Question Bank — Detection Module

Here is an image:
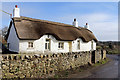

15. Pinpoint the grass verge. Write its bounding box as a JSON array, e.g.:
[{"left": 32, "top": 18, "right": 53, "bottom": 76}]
[
  {"left": 107, "top": 50, "right": 119, "bottom": 54},
  {"left": 93, "top": 58, "right": 110, "bottom": 67}
]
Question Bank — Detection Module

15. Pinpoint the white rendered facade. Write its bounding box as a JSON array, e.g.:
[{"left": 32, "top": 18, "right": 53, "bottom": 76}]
[{"left": 7, "top": 23, "right": 96, "bottom": 53}]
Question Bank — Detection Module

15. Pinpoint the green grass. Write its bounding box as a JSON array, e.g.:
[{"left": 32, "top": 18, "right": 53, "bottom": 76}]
[
  {"left": 107, "top": 49, "right": 119, "bottom": 54},
  {"left": 94, "top": 58, "right": 109, "bottom": 67},
  {"left": 96, "top": 46, "right": 102, "bottom": 49},
  {"left": 54, "top": 75, "right": 59, "bottom": 78}
]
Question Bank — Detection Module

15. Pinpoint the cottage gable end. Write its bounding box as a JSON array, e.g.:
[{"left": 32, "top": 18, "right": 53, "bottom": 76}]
[{"left": 7, "top": 21, "right": 19, "bottom": 52}]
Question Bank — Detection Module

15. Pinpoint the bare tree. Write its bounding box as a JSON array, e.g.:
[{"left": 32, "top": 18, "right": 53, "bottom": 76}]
[{"left": 2, "top": 26, "right": 8, "bottom": 38}]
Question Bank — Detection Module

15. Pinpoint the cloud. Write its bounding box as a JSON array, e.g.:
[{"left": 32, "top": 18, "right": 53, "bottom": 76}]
[
  {"left": 53, "top": 13, "right": 118, "bottom": 41},
  {"left": 84, "top": 13, "right": 118, "bottom": 41},
  {"left": 1, "top": 2, "right": 118, "bottom": 41}
]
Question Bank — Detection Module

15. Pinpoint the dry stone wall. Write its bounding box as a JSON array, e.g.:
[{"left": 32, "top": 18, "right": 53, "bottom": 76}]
[
  {"left": 1, "top": 50, "right": 106, "bottom": 78},
  {"left": 95, "top": 50, "right": 106, "bottom": 63},
  {"left": 95, "top": 50, "right": 102, "bottom": 63},
  {"left": 102, "top": 50, "right": 106, "bottom": 59}
]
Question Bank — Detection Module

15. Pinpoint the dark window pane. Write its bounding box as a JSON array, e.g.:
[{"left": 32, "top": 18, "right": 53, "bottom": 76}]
[
  {"left": 46, "top": 39, "right": 49, "bottom": 42},
  {"left": 45, "top": 43, "right": 47, "bottom": 49}
]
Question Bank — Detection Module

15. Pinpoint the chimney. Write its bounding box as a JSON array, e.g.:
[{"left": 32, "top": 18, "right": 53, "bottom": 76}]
[
  {"left": 73, "top": 18, "right": 78, "bottom": 27},
  {"left": 13, "top": 5, "right": 20, "bottom": 17},
  {"left": 84, "top": 23, "right": 89, "bottom": 29}
]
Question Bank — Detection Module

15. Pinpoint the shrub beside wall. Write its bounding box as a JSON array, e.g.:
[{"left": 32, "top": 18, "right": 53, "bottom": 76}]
[{"left": 1, "top": 50, "right": 106, "bottom": 78}]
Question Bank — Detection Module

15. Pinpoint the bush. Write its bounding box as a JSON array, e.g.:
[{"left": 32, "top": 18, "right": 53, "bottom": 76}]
[
  {"left": 96, "top": 46, "right": 102, "bottom": 49},
  {"left": 107, "top": 50, "right": 119, "bottom": 54}
]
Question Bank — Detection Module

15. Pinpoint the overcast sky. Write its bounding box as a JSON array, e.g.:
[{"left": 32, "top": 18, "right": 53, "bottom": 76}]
[{"left": 1, "top": 2, "right": 118, "bottom": 41}]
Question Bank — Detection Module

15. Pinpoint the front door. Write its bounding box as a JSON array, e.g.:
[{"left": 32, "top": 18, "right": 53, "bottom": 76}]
[
  {"left": 91, "top": 50, "right": 95, "bottom": 63},
  {"left": 68, "top": 42, "right": 72, "bottom": 52},
  {"left": 101, "top": 50, "right": 103, "bottom": 59}
]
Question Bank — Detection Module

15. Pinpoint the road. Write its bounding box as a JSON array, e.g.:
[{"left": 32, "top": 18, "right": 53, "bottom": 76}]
[{"left": 69, "top": 54, "right": 119, "bottom": 78}]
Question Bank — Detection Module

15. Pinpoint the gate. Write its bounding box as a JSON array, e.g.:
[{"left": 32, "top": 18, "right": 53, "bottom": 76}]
[{"left": 91, "top": 50, "right": 95, "bottom": 63}]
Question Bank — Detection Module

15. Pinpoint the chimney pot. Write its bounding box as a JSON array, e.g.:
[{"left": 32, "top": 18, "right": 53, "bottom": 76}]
[
  {"left": 74, "top": 18, "right": 76, "bottom": 21},
  {"left": 84, "top": 23, "right": 89, "bottom": 29},
  {"left": 73, "top": 18, "right": 78, "bottom": 27},
  {"left": 15, "top": 5, "right": 18, "bottom": 8},
  {"left": 13, "top": 5, "right": 20, "bottom": 18}
]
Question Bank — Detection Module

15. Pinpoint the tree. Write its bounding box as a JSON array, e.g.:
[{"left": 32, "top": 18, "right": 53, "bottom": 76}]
[
  {"left": 2, "top": 26, "right": 8, "bottom": 38},
  {"left": 109, "top": 43, "right": 113, "bottom": 49}
]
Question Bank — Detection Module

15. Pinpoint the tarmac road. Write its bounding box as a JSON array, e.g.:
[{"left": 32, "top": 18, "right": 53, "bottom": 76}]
[{"left": 69, "top": 54, "right": 119, "bottom": 78}]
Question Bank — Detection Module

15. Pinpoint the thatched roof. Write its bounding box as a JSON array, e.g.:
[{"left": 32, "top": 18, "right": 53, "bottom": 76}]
[{"left": 6, "top": 16, "right": 97, "bottom": 42}]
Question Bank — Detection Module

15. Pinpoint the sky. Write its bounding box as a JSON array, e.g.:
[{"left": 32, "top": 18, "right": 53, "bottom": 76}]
[{"left": 1, "top": 2, "right": 118, "bottom": 41}]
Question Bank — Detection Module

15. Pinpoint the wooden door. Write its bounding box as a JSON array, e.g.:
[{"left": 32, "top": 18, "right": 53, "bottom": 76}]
[
  {"left": 91, "top": 50, "right": 95, "bottom": 63},
  {"left": 68, "top": 42, "right": 72, "bottom": 52}
]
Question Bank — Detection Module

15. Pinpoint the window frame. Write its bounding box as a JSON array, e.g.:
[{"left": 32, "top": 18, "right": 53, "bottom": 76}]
[
  {"left": 45, "top": 39, "right": 50, "bottom": 50},
  {"left": 77, "top": 40, "right": 80, "bottom": 50},
  {"left": 58, "top": 42, "right": 64, "bottom": 49},
  {"left": 28, "top": 42, "right": 34, "bottom": 48}
]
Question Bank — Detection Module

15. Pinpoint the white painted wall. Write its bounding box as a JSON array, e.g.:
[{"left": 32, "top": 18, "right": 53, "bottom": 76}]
[
  {"left": 72, "top": 38, "right": 88, "bottom": 52},
  {"left": 19, "top": 35, "right": 96, "bottom": 54},
  {"left": 19, "top": 35, "right": 69, "bottom": 54},
  {"left": 7, "top": 22, "right": 19, "bottom": 52},
  {"left": 13, "top": 7, "right": 20, "bottom": 17},
  {"left": 92, "top": 40, "right": 96, "bottom": 50},
  {"left": 72, "top": 38, "right": 96, "bottom": 52},
  {"left": 19, "top": 40, "right": 35, "bottom": 53}
]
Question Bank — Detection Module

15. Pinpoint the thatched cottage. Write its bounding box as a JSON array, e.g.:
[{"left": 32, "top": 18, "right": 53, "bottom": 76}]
[{"left": 6, "top": 5, "right": 97, "bottom": 53}]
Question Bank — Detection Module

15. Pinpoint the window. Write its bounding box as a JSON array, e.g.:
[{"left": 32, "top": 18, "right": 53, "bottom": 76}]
[
  {"left": 58, "top": 42, "right": 64, "bottom": 49},
  {"left": 77, "top": 40, "right": 80, "bottom": 49},
  {"left": 47, "top": 35, "right": 49, "bottom": 38},
  {"left": 45, "top": 39, "right": 50, "bottom": 50},
  {"left": 28, "top": 42, "right": 33, "bottom": 48}
]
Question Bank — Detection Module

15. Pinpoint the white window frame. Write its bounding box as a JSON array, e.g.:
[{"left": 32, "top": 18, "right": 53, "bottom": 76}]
[
  {"left": 28, "top": 42, "right": 33, "bottom": 48},
  {"left": 45, "top": 39, "right": 50, "bottom": 50},
  {"left": 58, "top": 42, "right": 64, "bottom": 49},
  {"left": 77, "top": 40, "right": 80, "bottom": 49}
]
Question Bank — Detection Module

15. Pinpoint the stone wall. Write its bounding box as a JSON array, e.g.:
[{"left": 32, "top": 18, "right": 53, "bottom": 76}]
[
  {"left": 102, "top": 50, "right": 106, "bottom": 59},
  {"left": 1, "top": 50, "right": 106, "bottom": 78},
  {"left": 95, "top": 50, "right": 106, "bottom": 63},
  {"left": 95, "top": 50, "right": 102, "bottom": 63}
]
